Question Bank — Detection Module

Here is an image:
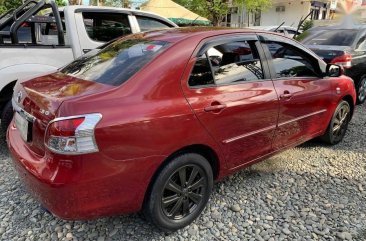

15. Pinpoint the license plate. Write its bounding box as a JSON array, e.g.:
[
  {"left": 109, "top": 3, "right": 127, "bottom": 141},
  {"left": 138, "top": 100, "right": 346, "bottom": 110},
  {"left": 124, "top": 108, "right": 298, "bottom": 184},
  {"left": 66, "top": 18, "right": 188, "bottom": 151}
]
[{"left": 15, "top": 112, "right": 31, "bottom": 142}]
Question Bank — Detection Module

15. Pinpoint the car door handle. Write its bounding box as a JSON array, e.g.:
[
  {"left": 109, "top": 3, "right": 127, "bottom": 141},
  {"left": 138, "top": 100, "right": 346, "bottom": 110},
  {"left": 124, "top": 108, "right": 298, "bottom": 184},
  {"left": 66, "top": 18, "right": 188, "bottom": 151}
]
[
  {"left": 204, "top": 104, "right": 227, "bottom": 112},
  {"left": 280, "top": 91, "right": 293, "bottom": 100}
]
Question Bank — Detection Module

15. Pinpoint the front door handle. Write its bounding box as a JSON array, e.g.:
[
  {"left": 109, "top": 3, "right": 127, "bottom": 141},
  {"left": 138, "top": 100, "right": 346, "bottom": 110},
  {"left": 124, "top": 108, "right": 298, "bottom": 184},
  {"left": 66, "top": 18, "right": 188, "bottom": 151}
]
[{"left": 204, "top": 103, "right": 227, "bottom": 112}]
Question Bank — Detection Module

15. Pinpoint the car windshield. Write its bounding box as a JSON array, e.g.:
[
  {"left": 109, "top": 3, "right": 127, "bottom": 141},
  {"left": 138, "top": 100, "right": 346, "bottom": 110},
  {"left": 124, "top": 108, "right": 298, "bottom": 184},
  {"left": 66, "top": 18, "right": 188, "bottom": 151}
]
[
  {"left": 60, "top": 36, "right": 170, "bottom": 86},
  {"left": 303, "top": 30, "right": 358, "bottom": 46}
]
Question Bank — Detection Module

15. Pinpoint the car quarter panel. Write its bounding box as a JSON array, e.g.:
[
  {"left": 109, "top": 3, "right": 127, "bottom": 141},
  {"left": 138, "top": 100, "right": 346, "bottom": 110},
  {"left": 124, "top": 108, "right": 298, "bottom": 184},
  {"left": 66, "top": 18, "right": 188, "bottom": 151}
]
[
  {"left": 58, "top": 36, "right": 226, "bottom": 174},
  {"left": 8, "top": 36, "right": 225, "bottom": 219}
]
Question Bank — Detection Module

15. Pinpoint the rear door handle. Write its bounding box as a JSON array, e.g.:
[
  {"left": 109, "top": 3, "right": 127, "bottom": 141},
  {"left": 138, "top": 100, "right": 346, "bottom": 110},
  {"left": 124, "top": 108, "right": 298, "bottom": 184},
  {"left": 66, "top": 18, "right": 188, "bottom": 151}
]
[
  {"left": 204, "top": 104, "right": 227, "bottom": 112},
  {"left": 280, "top": 91, "right": 293, "bottom": 100},
  {"left": 280, "top": 93, "right": 293, "bottom": 99}
]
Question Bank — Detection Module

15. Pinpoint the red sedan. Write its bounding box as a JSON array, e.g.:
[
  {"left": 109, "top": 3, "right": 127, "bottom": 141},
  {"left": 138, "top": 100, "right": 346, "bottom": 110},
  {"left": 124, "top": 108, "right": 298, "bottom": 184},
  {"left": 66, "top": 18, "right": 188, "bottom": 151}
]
[{"left": 7, "top": 28, "right": 356, "bottom": 231}]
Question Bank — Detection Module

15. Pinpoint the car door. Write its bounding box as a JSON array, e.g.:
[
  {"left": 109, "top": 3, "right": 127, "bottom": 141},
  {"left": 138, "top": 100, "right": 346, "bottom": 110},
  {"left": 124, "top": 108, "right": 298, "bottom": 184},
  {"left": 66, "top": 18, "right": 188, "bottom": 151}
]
[
  {"left": 259, "top": 33, "right": 333, "bottom": 149},
  {"left": 73, "top": 10, "right": 133, "bottom": 56},
  {"left": 181, "top": 34, "right": 279, "bottom": 169}
]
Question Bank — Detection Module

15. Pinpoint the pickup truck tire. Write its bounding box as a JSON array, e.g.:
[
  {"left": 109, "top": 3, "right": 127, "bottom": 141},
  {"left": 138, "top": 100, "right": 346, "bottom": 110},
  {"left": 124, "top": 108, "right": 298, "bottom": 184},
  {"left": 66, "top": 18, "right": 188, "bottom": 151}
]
[{"left": 1, "top": 101, "right": 13, "bottom": 132}]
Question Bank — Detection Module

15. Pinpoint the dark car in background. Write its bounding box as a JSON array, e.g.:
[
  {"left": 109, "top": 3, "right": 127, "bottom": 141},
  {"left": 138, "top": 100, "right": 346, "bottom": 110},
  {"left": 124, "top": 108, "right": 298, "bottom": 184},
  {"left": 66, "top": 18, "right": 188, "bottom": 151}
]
[{"left": 301, "top": 25, "right": 366, "bottom": 104}]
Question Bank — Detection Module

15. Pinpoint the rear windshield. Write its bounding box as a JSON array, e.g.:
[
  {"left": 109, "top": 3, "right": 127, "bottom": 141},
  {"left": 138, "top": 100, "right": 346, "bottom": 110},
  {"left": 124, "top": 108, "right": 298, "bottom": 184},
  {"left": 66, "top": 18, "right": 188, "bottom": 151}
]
[
  {"left": 303, "top": 30, "right": 358, "bottom": 46},
  {"left": 60, "top": 37, "right": 170, "bottom": 86}
]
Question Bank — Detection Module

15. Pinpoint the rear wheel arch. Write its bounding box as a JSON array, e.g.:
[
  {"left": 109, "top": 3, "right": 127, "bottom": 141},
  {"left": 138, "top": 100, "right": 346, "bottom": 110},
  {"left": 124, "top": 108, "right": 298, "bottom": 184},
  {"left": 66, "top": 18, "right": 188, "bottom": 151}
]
[
  {"left": 142, "top": 144, "right": 220, "bottom": 207},
  {"left": 0, "top": 80, "right": 16, "bottom": 110},
  {"left": 342, "top": 95, "right": 354, "bottom": 117}
]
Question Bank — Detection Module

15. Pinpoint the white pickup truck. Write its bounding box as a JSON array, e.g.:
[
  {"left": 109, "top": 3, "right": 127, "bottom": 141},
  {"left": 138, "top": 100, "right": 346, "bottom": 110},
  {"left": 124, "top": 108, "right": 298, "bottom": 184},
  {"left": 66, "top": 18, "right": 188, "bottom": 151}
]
[{"left": 0, "top": 0, "right": 177, "bottom": 130}]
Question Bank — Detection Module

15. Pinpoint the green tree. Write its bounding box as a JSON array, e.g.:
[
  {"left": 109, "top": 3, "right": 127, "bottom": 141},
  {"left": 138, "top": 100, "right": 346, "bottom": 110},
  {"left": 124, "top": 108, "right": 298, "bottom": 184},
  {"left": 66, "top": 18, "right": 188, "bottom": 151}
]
[
  {"left": 173, "top": 0, "right": 227, "bottom": 26},
  {"left": 56, "top": 0, "right": 67, "bottom": 6},
  {"left": 234, "top": 0, "right": 272, "bottom": 26},
  {"left": 0, "top": 0, "right": 66, "bottom": 15},
  {"left": 4, "top": 0, "right": 22, "bottom": 10},
  {"left": 173, "top": 0, "right": 271, "bottom": 26}
]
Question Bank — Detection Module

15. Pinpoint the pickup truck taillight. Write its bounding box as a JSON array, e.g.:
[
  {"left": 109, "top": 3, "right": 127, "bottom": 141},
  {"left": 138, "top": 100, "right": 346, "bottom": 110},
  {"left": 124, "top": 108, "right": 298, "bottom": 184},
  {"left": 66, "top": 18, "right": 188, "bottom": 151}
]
[
  {"left": 45, "top": 113, "right": 102, "bottom": 155},
  {"left": 330, "top": 54, "right": 352, "bottom": 69}
]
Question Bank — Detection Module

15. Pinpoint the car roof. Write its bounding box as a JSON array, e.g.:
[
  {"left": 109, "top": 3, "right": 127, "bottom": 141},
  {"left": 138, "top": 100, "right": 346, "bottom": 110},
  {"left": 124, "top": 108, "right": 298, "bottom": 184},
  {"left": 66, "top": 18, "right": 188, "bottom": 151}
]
[
  {"left": 249, "top": 25, "right": 297, "bottom": 31},
  {"left": 137, "top": 27, "right": 264, "bottom": 43},
  {"left": 63, "top": 5, "right": 178, "bottom": 27}
]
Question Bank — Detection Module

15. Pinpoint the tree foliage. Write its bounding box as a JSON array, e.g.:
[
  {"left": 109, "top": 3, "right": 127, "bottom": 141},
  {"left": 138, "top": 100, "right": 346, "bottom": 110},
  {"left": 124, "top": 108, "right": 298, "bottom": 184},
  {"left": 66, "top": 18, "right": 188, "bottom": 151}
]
[
  {"left": 173, "top": 0, "right": 227, "bottom": 26},
  {"left": 173, "top": 0, "right": 271, "bottom": 26},
  {"left": 0, "top": 0, "right": 22, "bottom": 14},
  {"left": 56, "top": 0, "right": 67, "bottom": 6},
  {"left": 235, "top": 0, "right": 271, "bottom": 14},
  {"left": 0, "top": 0, "right": 66, "bottom": 15}
]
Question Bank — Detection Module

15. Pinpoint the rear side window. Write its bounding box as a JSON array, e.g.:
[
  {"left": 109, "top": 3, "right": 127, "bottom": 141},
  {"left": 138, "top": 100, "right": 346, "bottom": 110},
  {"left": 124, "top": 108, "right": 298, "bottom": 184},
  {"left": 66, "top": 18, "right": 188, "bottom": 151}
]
[
  {"left": 61, "top": 38, "right": 170, "bottom": 86},
  {"left": 303, "top": 30, "right": 358, "bottom": 46},
  {"left": 136, "top": 16, "right": 172, "bottom": 32},
  {"left": 82, "top": 12, "right": 132, "bottom": 42},
  {"left": 189, "top": 54, "right": 215, "bottom": 86},
  {"left": 189, "top": 40, "right": 264, "bottom": 87}
]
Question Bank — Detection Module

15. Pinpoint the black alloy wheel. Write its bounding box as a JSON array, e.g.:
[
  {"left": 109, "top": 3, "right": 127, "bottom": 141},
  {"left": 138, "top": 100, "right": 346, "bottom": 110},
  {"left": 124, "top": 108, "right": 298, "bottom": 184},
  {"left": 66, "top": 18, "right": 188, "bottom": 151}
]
[
  {"left": 144, "top": 153, "right": 213, "bottom": 232},
  {"left": 161, "top": 164, "right": 207, "bottom": 220}
]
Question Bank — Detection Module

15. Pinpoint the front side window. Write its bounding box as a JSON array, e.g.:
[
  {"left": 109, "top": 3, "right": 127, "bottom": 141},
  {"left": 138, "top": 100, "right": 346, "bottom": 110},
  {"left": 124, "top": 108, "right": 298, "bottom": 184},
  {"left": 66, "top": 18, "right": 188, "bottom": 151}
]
[
  {"left": 82, "top": 12, "right": 132, "bottom": 42},
  {"left": 209, "top": 41, "right": 264, "bottom": 85},
  {"left": 189, "top": 39, "right": 264, "bottom": 87},
  {"left": 262, "top": 41, "right": 319, "bottom": 78},
  {"left": 136, "top": 16, "right": 172, "bottom": 32},
  {"left": 61, "top": 36, "right": 170, "bottom": 86}
]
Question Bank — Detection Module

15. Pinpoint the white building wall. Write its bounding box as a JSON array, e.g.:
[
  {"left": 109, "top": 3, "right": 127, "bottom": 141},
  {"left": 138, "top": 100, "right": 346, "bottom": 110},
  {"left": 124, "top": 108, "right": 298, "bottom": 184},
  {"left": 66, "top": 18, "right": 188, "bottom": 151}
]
[{"left": 260, "top": 1, "right": 312, "bottom": 27}]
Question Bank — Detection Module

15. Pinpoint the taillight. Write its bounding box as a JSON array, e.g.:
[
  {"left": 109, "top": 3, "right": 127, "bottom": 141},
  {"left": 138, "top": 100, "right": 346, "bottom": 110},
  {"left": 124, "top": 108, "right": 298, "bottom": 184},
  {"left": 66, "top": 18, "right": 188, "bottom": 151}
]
[
  {"left": 45, "top": 113, "right": 102, "bottom": 155},
  {"left": 330, "top": 54, "right": 352, "bottom": 69}
]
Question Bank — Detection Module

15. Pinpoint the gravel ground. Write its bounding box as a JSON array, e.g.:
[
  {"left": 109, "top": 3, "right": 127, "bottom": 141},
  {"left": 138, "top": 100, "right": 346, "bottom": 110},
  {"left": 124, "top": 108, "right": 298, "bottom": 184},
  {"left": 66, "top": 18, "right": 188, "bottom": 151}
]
[{"left": 0, "top": 103, "right": 365, "bottom": 241}]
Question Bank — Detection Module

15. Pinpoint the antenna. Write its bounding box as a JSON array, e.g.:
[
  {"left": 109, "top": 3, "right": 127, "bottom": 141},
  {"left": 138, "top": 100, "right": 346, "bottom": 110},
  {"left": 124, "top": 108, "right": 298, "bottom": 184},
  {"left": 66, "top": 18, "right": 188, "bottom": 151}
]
[
  {"left": 190, "top": 16, "right": 200, "bottom": 26},
  {"left": 274, "top": 22, "right": 285, "bottom": 32}
]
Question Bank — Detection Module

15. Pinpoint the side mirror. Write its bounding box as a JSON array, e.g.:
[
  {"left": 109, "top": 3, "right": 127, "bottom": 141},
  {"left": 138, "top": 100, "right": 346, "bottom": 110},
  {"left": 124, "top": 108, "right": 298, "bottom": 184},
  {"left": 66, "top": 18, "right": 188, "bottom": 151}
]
[{"left": 326, "top": 64, "right": 344, "bottom": 77}]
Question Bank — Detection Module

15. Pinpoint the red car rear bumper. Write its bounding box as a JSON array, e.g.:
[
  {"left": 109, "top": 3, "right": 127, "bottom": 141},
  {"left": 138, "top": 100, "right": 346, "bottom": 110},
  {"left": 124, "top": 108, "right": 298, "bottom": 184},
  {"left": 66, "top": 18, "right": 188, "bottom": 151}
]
[{"left": 7, "top": 121, "right": 165, "bottom": 220}]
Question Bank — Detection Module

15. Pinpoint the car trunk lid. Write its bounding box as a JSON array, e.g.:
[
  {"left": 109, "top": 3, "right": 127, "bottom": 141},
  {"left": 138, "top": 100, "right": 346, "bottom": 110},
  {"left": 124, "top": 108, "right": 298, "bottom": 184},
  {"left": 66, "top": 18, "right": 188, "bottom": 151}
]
[
  {"left": 307, "top": 45, "right": 351, "bottom": 64},
  {"left": 13, "top": 72, "right": 114, "bottom": 156}
]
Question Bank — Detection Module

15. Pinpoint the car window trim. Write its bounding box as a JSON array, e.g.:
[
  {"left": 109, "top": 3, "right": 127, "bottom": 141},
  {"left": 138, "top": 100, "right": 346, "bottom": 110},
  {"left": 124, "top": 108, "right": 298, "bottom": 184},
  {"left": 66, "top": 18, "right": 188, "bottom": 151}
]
[
  {"left": 134, "top": 14, "right": 176, "bottom": 29},
  {"left": 271, "top": 76, "right": 320, "bottom": 81},
  {"left": 197, "top": 35, "right": 258, "bottom": 56},
  {"left": 75, "top": 8, "right": 133, "bottom": 14},
  {"left": 190, "top": 78, "right": 276, "bottom": 90}
]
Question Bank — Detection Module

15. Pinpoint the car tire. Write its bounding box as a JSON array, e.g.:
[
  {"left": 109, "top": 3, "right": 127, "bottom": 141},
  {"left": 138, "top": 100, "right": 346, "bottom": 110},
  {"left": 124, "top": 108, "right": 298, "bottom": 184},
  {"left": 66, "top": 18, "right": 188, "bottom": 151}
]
[
  {"left": 1, "top": 100, "right": 13, "bottom": 133},
  {"left": 356, "top": 75, "right": 366, "bottom": 104},
  {"left": 143, "top": 153, "right": 213, "bottom": 232},
  {"left": 320, "top": 100, "right": 351, "bottom": 145}
]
